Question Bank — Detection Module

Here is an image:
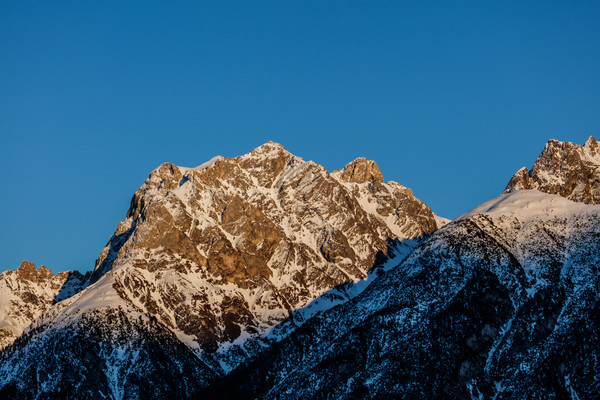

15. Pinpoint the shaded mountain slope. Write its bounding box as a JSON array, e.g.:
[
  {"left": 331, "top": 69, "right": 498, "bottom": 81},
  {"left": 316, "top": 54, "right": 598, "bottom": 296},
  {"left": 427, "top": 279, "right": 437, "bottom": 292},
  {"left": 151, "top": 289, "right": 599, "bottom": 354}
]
[{"left": 207, "top": 190, "right": 600, "bottom": 399}]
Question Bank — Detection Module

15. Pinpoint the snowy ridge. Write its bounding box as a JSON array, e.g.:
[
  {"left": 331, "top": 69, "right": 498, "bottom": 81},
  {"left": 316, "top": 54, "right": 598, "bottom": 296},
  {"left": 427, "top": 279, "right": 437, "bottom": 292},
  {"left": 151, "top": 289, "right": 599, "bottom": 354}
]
[{"left": 459, "top": 189, "right": 600, "bottom": 221}]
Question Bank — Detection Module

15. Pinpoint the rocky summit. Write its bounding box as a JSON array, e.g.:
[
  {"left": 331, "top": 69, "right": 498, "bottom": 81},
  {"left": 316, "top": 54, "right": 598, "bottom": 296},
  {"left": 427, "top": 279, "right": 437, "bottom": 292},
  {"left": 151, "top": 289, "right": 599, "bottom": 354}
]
[
  {"left": 1, "top": 138, "right": 599, "bottom": 399},
  {"left": 505, "top": 136, "right": 600, "bottom": 203},
  {"left": 0, "top": 261, "right": 87, "bottom": 350},
  {"left": 0, "top": 142, "right": 443, "bottom": 399}
]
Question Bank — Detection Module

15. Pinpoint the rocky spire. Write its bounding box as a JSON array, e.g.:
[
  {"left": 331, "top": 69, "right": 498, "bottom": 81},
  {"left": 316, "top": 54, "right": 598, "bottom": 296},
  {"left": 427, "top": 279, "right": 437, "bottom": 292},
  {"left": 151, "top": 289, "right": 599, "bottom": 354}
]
[
  {"left": 504, "top": 136, "right": 600, "bottom": 204},
  {"left": 16, "top": 260, "right": 53, "bottom": 282},
  {"left": 336, "top": 158, "right": 384, "bottom": 184}
]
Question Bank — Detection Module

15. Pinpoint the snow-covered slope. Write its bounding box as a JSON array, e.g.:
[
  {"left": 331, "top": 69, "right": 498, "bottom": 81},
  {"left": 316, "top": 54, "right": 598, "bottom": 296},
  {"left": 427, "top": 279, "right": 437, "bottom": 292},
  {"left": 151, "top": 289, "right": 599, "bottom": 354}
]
[
  {"left": 0, "top": 261, "right": 86, "bottom": 350},
  {"left": 212, "top": 189, "right": 600, "bottom": 399},
  {"left": 0, "top": 142, "right": 444, "bottom": 398},
  {"left": 460, "top": 188, "right": 599, "bottom": 220},
  {"left": 505, "top": 136, "right": 600, "bottom": 204}
]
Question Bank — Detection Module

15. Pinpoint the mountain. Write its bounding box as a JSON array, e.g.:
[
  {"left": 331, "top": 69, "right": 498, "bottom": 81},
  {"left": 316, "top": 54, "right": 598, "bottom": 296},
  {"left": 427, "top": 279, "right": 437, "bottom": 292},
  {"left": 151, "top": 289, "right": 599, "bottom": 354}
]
[
  {"left": 3, "top": 137, "right": 598, "bottom": 400},
  {"left": 0, "top": 261, "right": 87, "bottom": 350},
  {"left": 0, "top": 142, "right": 443, "bottom": 399},
  {"left": 205, "top": 139, "right": 600, "bottom": 399},
  {"left": 505, "top": 136, "right": 600, "bottom": 203}
]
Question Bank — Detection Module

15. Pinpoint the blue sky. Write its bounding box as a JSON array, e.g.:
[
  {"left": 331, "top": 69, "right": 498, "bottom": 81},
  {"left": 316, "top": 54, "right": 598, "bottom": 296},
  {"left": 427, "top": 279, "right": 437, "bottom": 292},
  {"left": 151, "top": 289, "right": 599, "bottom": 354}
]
[{"left": 1, "top": 1, "right": 599, "bottom": 273}]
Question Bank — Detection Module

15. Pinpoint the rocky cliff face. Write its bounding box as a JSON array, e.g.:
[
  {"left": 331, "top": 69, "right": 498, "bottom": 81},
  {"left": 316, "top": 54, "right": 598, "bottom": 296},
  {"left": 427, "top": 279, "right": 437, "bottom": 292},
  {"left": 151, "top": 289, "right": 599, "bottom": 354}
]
[
  {"left": 0, "top": 261, "right": 86, "bottom": 350},
  {"left": 0, "top": 142, "right": 442, "bottom": 398},
  {"left": 505, "top": 136, "right": 600, "bottom": 203},
  {"left": 88, "top": 142, "right": 439, "bottom": 360}
]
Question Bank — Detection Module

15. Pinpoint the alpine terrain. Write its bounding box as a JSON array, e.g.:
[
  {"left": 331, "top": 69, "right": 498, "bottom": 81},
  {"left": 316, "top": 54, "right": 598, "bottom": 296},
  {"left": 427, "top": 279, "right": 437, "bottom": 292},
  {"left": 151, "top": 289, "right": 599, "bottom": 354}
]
[
  {"left": 0, "top": 142, "right": 443, "bottom": 399},
  {"left": 0, "top": 261, "right": 87, "bottom": 350},
  {"left": 1, "top": 138, "right": 599, "bottom": 399}
]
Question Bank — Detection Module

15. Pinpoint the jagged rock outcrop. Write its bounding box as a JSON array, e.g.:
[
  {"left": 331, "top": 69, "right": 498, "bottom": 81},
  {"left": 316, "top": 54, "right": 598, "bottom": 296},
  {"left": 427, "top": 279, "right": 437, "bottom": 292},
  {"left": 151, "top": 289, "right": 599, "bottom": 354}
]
[
  {"left": 0, "top": 261, "right": 87, "bottom": 350},
  {"left": 505, "top": 136, "right": 600, "bottom": 203},
  {"left": 336, "top": 158, "right": 385, "bottom": 184},
  {"left": 87, "top": 142, "right": 440, "bottom": 358},
  {"left": 0, "top": 142, "right": 443, "bottom": 398}
]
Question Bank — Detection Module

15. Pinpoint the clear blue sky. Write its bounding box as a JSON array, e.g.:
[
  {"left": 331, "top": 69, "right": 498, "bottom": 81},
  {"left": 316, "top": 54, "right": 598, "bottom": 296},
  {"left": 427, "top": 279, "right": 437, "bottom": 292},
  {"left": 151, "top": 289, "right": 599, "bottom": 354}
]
[{"left": 1, "top": 1, "right": 599, "bottom": 273}]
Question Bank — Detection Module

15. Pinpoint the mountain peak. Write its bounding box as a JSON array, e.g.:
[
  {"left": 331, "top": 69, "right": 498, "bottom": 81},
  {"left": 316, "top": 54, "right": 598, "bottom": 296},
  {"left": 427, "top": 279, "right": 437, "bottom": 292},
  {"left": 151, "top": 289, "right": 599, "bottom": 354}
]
[
  {"left": 504, "top": 137, "right": 600, "bottom": 203},
  {"left": 585, "top": 135, "right": 598, "bottom": 151},
  {"left": 62, "top": 141, "right": 438, "bottom": 366},
  {"left": 17, "top": 260, "right": 35, "bottom": 272},
  {"left": 16, "top": 260, "right": 53, "bottom": 282},
  {"left": 0, "top": 261, "right": 88, "bottom": 351},
  {"left": 250, "top": 141, "right": 288, "bottom": 156},
  {"left": 336, "top": 157, "right": 384, "bottom": 184}
]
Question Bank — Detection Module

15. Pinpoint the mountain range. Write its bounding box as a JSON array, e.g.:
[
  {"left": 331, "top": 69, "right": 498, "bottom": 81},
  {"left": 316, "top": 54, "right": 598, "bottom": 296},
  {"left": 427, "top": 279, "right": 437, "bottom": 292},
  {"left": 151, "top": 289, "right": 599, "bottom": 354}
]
[{"left": 1, "top": 138, "right": 598, "bottom": 399}]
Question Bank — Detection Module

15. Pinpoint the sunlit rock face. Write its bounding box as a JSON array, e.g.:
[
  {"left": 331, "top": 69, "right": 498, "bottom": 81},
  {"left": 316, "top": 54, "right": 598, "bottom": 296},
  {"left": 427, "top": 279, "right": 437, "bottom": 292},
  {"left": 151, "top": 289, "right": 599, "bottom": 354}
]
[
  {"left": 505, "top": 136, "right": 600, "bottom": 204},
  {"left": 0, "top": 142, "right": 442, "bottom": 399},
  {"left": 89, "top": 142, "right": 439, "bottom": 356},
  {"left": 0, "top": 261, "right": 87, "bottom": 350}
]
